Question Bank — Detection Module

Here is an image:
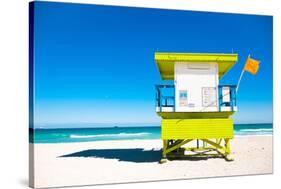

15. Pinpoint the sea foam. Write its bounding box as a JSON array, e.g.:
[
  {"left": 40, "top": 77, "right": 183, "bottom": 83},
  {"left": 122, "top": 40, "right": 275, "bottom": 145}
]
[
  {"left": 238, "top": 128, "right": 273, "bottom": 132},
  {"left": 70, "top": 132, "right": 151, "bottom": 139}
]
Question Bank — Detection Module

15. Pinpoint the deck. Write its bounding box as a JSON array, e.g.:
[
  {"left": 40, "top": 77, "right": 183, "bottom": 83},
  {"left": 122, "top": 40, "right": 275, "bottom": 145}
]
[{"left": 155, "top": 84, "right": 237, "bottom": 118}]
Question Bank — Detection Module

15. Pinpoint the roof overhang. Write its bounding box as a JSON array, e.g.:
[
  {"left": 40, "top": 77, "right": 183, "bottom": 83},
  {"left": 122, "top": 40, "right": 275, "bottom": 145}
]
[{"left": 155, "top": 52, "right": 238, "bottom": 80}]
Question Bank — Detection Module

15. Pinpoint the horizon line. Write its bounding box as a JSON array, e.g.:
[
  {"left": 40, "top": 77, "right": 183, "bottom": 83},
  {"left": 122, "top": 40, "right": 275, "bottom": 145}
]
[{"left": 31, "top": 122, "right": 273, "bottom": 129}]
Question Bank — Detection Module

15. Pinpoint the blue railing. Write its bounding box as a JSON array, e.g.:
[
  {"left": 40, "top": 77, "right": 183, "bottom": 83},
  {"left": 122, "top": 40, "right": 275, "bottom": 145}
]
[
  {"left": 155, "top": 84, "right": 237, "bottom": 112},
  {"left": 218, "top": 85, "right": 237, "bottom": 112},
  {"left": 155, "top": 84, "right": 175, "bottom": 112}
]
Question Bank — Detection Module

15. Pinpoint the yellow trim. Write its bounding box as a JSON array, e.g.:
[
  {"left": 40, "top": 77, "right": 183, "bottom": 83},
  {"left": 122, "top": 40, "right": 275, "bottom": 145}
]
[
  {"left": 157, "top": 111, "right": 234, "bottom": 119},
  {"left": 162, "top": 138, "right": 233, "bottom": 161},
  {"left": 161, "top": 118, "right": 234, "bottom": 140},
  {"left": 202, "top": 139, "right": 224, "bottom": 149},
  {"left": 163, "top": 139, "right": 193, "bottom": 155},
  {"left": 155, "top": 52, "right": 238, "bottom": 80}
]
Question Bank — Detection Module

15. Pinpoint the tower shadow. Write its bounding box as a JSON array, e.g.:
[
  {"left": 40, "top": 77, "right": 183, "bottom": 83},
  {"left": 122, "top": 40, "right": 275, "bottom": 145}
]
[{"left": 59, "top": 148, "right": 162, "bottom": 163}]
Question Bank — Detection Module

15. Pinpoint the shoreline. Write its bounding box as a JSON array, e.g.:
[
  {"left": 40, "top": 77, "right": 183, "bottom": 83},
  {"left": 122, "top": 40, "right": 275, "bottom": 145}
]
[
  {"left": 31, "top": 136, "right": 272, "bottom": 188},
  {"left": 31, "top": 134, "right": 273, "bottom": 144}
]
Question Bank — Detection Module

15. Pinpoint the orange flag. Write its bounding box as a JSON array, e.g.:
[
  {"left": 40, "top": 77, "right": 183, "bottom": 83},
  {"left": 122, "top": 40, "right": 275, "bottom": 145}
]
[{"left": 244, "top": 56, "right": 260, "bottom": 75}]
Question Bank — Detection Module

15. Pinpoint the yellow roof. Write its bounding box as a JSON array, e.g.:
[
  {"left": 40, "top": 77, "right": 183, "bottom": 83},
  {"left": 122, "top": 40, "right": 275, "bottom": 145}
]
[{"left": 155, "top": 52, "right": 238, "bottom": 80}]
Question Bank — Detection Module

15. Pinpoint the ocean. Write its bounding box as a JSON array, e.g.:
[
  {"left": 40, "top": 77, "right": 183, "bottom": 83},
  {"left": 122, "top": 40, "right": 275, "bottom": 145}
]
[{"left": 30, "top": 123, "right": 273, "bottom": 143}]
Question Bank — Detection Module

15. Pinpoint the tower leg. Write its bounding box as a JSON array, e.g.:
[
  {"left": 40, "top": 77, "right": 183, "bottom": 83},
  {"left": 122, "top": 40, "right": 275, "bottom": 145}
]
[
  {"left": 160, "top": 140, "right": 168, "bottom": 164},
  {"left": 224, "top": 138, "right": 234, "bottom": 161}
]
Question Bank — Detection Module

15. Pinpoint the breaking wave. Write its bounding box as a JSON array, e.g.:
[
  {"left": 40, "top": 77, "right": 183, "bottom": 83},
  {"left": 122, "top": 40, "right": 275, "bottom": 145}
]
[
  {"left": 70, "top": 132, "right": 151, "bottom": 139},
  {"left": 237, "top": 128, "right": 272, "bottom": 132}
]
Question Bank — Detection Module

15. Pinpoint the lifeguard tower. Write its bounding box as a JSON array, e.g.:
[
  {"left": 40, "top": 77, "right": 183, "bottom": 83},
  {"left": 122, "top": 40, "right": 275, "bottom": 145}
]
[{"left": 155, "top": 52, "right": 238, "bottom": 162}]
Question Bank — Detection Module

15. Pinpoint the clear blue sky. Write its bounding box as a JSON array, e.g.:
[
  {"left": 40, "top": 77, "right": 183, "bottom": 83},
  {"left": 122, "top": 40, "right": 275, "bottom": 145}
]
[{"left": 33, "top": 2, "right": 273, "bottom": 127}]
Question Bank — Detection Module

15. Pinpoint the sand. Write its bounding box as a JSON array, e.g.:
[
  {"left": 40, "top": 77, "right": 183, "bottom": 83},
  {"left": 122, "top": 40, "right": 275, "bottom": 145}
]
[{"left": 30, "top": 136, "right": 273, "bottom": 188}]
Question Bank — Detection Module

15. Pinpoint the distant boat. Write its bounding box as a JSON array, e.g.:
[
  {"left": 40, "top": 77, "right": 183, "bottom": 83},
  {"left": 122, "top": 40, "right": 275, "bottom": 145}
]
[{"left": 114, "top": 126, "right": 119, "bottom": 128}]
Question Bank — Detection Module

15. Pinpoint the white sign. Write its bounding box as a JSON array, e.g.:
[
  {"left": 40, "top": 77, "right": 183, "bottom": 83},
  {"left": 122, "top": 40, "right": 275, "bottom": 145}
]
[
  {"left": 222, "top": 87, "right": 230, "bottom": 102},
  {"left": 202, "top": 87, "right": 217, "bottom": 107}
]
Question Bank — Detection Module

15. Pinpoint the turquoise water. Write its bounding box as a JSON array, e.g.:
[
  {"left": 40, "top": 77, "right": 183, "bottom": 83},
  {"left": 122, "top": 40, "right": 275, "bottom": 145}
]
[{"left": 30, "top": 123, "right": 272, "bottom": 143}]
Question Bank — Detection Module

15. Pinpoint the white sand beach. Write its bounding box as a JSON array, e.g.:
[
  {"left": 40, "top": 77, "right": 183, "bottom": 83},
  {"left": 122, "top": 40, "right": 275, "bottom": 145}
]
[{"left": 30, "top": 136, "right": 272, "bottom": 188}]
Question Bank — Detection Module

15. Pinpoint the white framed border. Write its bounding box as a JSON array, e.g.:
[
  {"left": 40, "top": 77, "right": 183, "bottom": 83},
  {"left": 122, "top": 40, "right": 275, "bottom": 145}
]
[{"left": 0, "top": 0, "right": 279, "bottom": 189}]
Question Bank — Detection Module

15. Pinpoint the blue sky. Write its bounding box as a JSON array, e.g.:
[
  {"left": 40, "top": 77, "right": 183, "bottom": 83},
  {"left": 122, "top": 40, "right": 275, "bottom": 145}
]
[{"left": 33, "top": 2, "right": 273, "bottom": 127}]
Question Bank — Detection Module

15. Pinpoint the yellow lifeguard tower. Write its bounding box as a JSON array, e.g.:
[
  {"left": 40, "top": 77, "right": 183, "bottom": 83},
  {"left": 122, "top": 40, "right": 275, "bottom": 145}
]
[{"left": 155, "top": 52, "right": 238, "bottom": 162}]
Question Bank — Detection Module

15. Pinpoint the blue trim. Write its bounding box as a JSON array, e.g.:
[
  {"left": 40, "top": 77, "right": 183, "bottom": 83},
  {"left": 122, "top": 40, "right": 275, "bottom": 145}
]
[
  {"left": 155, "top": 84, "right": 237, "bottom": 112},
  {"left": 155, "top": 84, "right": 175, "bottom": 112},
  {"left": 174, "top": 85, "right": 176, "bottom": 112},
  {"left": 218, "top": 86, "right": 222, "bottom": 112},
  {"left": 218, "top": 85, "right": 237, "bottom": 112}
]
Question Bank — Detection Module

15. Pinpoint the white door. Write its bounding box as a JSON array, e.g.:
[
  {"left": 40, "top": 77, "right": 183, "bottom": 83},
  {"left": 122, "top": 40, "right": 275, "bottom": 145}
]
[{"left": 174, "top": 62, "right": 219, "bottom": 112}]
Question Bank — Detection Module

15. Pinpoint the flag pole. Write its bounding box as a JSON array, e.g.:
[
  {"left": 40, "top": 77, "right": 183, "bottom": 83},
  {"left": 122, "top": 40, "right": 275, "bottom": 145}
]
[
  {"left": 236, "top": 69, "right": 245, "bottom": 93},
  {"left": 236, "top": 54, "right": 250, "bottom": 93}
]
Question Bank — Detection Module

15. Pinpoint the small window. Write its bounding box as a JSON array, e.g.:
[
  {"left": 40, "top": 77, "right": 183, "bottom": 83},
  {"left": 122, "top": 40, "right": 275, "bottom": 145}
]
[
  {"left": 180, "top": 91, "right": 187, "bottom": 99},
  {"left": 179, "top": 90, "right": 188, "bottom": 106}
]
